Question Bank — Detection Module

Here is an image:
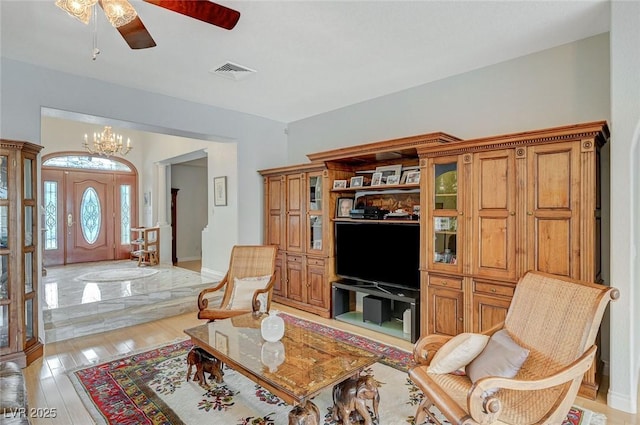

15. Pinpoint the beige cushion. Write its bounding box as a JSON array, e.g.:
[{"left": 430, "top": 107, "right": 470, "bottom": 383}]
[
  {"left": 228, "top": 275, "right": 272, "bottom": 310},
  {"left": 428, "top": 333, "right": 490, "bottom": 374},
  {"left": 466, "top": 329, "right": 530, "bottom": 393}
]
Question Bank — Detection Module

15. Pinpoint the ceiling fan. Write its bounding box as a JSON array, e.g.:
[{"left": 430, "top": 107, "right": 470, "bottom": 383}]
[{"left": 55, "top": 0, "right": 240, "bottom": 49}]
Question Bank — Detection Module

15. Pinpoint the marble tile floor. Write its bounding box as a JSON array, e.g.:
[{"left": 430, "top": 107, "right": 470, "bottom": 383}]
[{"left": 42, "top": 260, "right": 220, "bottom": 343}]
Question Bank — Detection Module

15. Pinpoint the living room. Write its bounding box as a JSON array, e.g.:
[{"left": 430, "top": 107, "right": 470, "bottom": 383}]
[{"left": 1, "top": 0, "right": 638, "bottom": 423}]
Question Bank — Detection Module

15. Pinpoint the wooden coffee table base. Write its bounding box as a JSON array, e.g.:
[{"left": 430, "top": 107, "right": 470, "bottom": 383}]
[{"left": 184, "top": 313, "right": 381, "bottom": 425}]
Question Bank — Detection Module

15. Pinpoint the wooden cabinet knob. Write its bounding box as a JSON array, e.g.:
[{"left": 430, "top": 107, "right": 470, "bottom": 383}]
[
  {"left": 441, "top": 281, "right": 447, "bottom": 286},
  {"left": 510, "top": 211, "right": 515, "bottom": 216}
]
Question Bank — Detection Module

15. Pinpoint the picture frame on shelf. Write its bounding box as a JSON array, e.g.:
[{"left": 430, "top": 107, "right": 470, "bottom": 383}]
[
  {"left": 375, "top": 164, "right": 402, "bottom": 183},
  {"left": 386, "top": 174, "right": 400, "bottom": 185},
  {"left": 371, "top": 172, "right": 383, "bottom": 186},
  {"left": 399, "top": 170, "right": 412, "bottom": 184},
  {"left": 350, "top": 176, "right": 364, "bottom": 188},
  {"left": 333, "top": 179, "right": 347, "bottom": 189},
  {"left": 405, "top": 171, "right": 421, "bottom": 184},
  {"left": 214, "top": 176, "right": 227, "bottom": 206},
  {"left": 336, "top": 197, "right": 354, "bottom": 218}
]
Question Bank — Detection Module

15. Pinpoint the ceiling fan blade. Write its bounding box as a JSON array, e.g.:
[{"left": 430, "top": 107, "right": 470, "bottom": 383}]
[
  {"left": 143, "top": 0, "right": 240, "bottom": 30},
  {"left": 115, "top": 16, "right": 157, "bottom": 49}
]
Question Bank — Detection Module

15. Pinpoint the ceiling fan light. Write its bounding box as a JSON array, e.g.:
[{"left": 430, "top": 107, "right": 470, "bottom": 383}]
[
  {"left": 102, "top": 0, "right": 137, "bottom": 28},
  {"left": 55, "top": 0, "right": 98, "bottom": 24}
]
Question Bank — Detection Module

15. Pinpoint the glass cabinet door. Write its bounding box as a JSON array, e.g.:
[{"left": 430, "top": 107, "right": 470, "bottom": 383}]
[
  {"left": 307, "top": 172, "right": 323, "bottom": 253},
  {"left": 431, "top": 160, "right": 459, "bottom": 268}
]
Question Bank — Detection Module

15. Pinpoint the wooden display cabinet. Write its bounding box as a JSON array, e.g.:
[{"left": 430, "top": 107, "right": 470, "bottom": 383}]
[
  {"left": 260, "top": 122, "right": 607, "bottom": 399},
  {"left": 417, "top": 121, "right": 608, "bottom": 399},
  {"left": 259, "top": 163, "right": 332, "bottom": 317},
  {"left": 0, "top": 140, "right": 44, "bottom": 367}
]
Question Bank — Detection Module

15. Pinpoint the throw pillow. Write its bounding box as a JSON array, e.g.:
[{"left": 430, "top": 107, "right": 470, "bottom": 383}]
[
  {"left": 466, "top": 329, "right": 530, "bottom": 394},
  {"left": 427, "top": 333, "right": 490, "bottom": 374},
  {"left": 228, "top": 275, "right": 272, "bottom": 310}
]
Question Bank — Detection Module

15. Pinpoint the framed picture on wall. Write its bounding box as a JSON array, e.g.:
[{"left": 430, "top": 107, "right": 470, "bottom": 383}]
[{"left": 214, "top": 176, "right": 227, "bottom": 206}]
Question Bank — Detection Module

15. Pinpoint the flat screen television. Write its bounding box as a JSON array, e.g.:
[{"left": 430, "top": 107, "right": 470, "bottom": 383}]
[{"left": 334, "top": 221, "right": 420, "bottom": 290}]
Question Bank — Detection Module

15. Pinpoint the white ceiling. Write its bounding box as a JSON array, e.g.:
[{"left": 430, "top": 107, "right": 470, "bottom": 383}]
[{"left": 1, "top": 0, "right": 610, "bottom": 123}]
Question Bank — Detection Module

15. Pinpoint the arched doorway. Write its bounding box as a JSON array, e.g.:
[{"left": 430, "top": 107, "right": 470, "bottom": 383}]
[{"left": 41, "top": 152, "right": 138, "bottom": 266}]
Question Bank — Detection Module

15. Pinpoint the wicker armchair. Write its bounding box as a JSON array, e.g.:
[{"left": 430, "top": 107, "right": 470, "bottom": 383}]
[
  {"left": 409, "top": 271, "right": 618, "bottom": 425},
  {"left": 197, "top": 245, "right": 277, "bottom": 321}
]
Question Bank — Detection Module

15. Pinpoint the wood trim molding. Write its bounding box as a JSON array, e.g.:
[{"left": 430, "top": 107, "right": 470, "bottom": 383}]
[{"left": 417, "top": 121, "right": 608, "bottom": 158}]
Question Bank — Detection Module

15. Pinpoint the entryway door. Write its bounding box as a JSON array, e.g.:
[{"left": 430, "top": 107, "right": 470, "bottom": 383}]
[{"left": 42, "top": 154, "right": 138, "bottom": 266}]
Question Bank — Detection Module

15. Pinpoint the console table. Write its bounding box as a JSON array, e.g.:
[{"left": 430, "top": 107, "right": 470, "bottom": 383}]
[{"left": 332, "top": 280, "right": 420, "bottom": 342}]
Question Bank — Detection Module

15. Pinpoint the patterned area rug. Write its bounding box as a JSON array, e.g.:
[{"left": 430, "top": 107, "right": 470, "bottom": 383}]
[{"left": 69, "top": 313, "right": 607, "bottom": 425}]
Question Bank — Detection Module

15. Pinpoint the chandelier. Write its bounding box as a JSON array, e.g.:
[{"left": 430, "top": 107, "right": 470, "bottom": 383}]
[{"left": 83, "top": 126, "right": 132, "bottom": 156}]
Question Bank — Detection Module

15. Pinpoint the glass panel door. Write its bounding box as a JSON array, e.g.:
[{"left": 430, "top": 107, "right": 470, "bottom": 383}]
[
  {"left": 431, "top": 160, "right": 460, "bottom": 269},
  {"left": 307, "top": 172, "right": 323, "bottom": 253}
]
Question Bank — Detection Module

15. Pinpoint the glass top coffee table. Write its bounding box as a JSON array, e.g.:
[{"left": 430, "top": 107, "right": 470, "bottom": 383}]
[{"left": 184, "top": 312, "right": 381, "bottom": 423}]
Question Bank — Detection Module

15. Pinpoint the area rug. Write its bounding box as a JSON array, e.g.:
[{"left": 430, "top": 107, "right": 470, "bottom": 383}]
[
  {"left": 77, "top": 268, "right": 159, "bottom": 282},
  {"left": 69, "top": 313, "right": 607, "bottom": 425}
]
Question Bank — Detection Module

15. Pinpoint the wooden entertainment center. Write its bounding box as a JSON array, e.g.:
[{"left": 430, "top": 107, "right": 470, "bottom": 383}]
[{"left": 259, "top": 121, "right": 608, "bottom": 399}]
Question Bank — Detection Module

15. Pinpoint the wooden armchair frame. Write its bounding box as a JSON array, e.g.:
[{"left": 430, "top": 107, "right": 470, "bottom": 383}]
[
  {"left": 409, "top": 271, "right": 618, "bottom": 425},
  {"left": 197, "top": 245, "right": 277, "bottom": 322}
]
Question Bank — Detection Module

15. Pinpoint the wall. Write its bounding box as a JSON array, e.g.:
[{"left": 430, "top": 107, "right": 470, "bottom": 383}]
[
  {"left": 171, "top": 163, "right": 207, "bottom": 262},
  {"left": 608, "top": 0, "right": 640, "bottom": 414},
  {"left": 1, "top": 59, "right": 288, "bottom": 274},
  {"left": 288, "top": 33, "right": 610, "bottom": 162}
]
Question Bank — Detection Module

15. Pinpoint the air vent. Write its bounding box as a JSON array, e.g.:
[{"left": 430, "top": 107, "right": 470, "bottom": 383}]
[{"left": 210, "top": 61, "right": 257, "bottom": 81}]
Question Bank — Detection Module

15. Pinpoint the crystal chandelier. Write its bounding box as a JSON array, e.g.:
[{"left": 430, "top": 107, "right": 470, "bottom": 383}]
[{"left": 83, "top": 126, "right": 132, "bottom": 156}]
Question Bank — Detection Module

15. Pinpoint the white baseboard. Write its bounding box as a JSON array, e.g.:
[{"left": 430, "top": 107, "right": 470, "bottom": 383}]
[
  {"left": 608, "top": 389, "right": 638, "bottom": 414},
  {"left": 200, "top": 267, "right": 225, "bottom": 280},
  {"left": 177, "top": 256, "right": 200, "bottom": 262}
]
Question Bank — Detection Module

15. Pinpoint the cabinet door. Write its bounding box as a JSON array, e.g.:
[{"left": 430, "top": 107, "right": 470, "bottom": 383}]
[
  {"left": 428, "top": 156, "right": 463, "bottom": 273},
  {"left": 272, "top": 253, "right": 285, "bottom": 297},
  {"left": 526, "top": 142, "right": 580, "bottom": 278},
  {"left": 473, "top": 294, "right": 511, "bottom": 334},
  {"left": 286, "top": 255, "right": 304, "bottom": 302},
  {"left": 428, "top": 285, "right": 464, "bottom": 336},
  {"left": 265, "top": 176, "right": 284, "bottom": 249},
  {"left": 0, "top": 151, "right": 14, "bottom": 356},
  {"left": 472, "top": 280, "right": 514, "bottom": 333},
  {"left": 307, "top": 171, "right": 324, "bottom": 255},
  {"left": 472, "top": 150, "right": 517, "bottom": 280},
  {"left": 306, "top": 257, "right": 327, "bottom": 308},
  {"left": 427, "top": 275, "right": 464, "bottom": 337},
  {"left": 286, "top": 174, "right": 304, "bottom": 252}
]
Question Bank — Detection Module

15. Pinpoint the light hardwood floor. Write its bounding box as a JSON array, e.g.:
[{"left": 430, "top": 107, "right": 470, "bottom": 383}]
[{"left": 22, "top": 303, "right": 639, "bottom": 425}]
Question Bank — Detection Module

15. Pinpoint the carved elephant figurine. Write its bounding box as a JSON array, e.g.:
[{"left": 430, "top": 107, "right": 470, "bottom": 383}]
[
  {"left": 186, "top": 347, "right": 223, "bottom": 387},
  {"left": 332, "top": 374, "right": 380, "bottom": 425},
  {"left": 288, "top": 401, "right": 320, "bottom": 425}
]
